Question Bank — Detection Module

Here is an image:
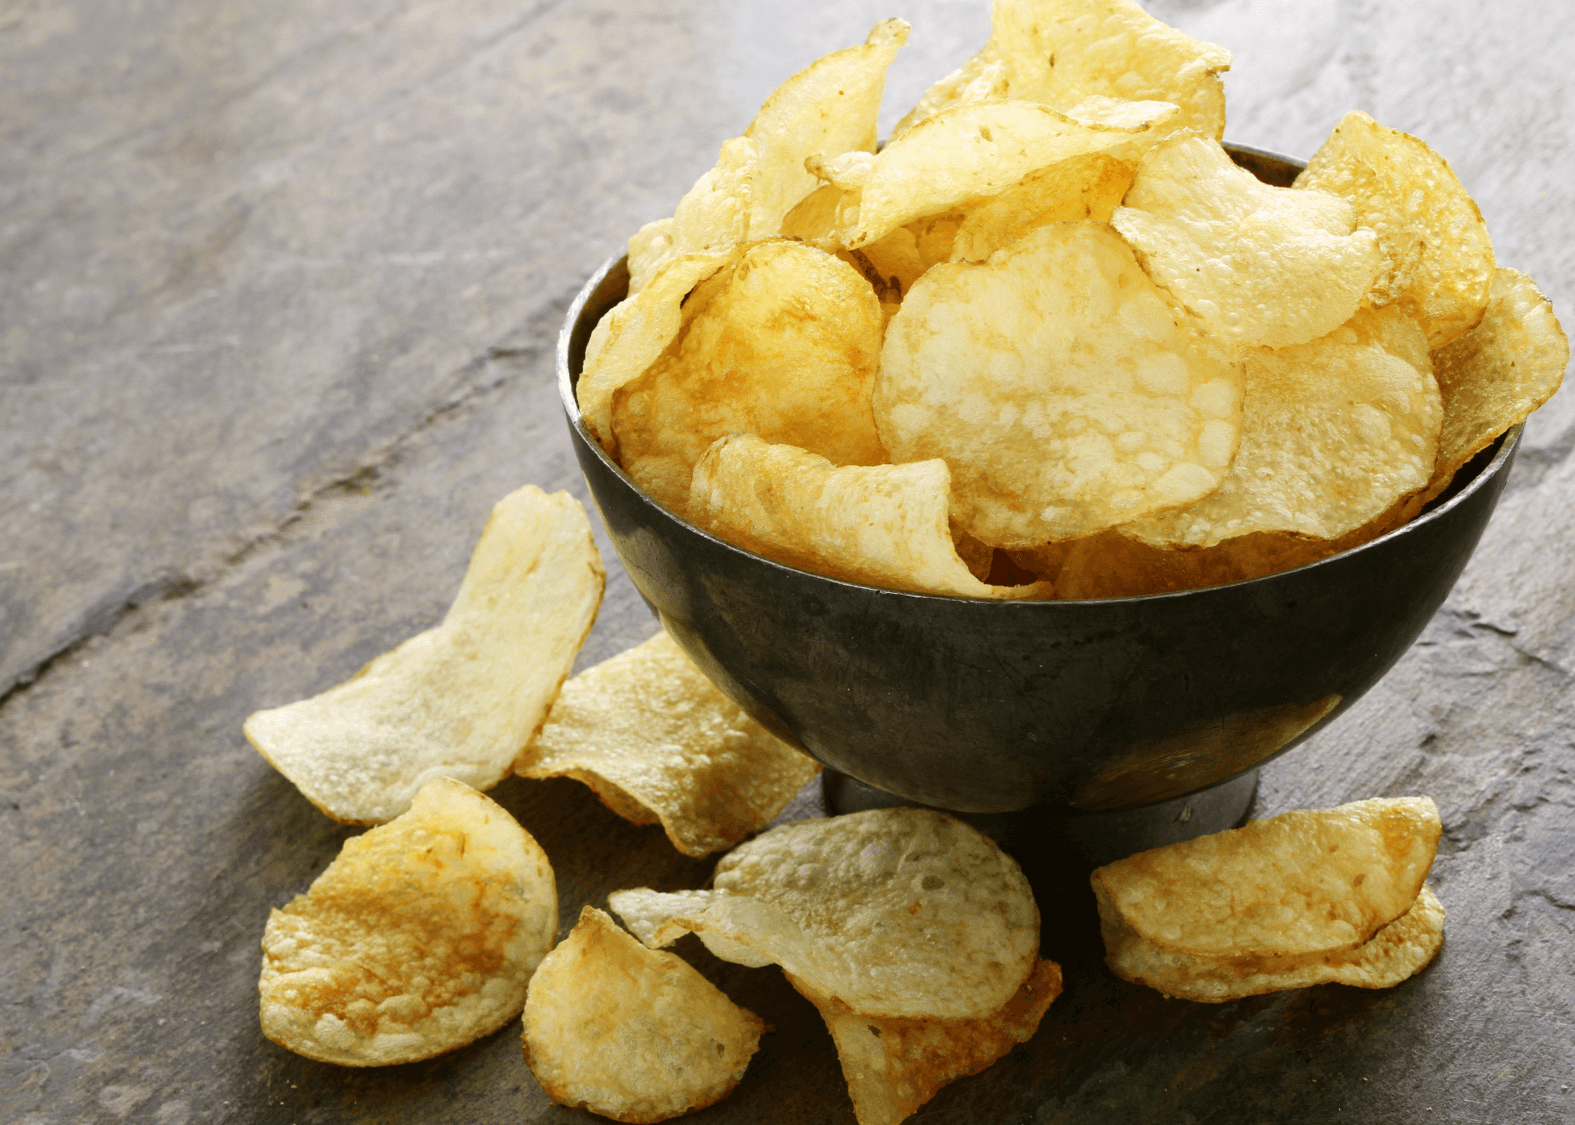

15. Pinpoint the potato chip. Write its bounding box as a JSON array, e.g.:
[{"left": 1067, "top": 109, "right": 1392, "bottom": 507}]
[
  {"left": 1422, "top": 267, "right": 1568, "bottom": 503},
  {"left": 789, "top": 958, "right": 1062, "bottom": 1125},
  {"left": 609, "top": 808, "right": 1040, "bottom": 1020},
  {"left": 259, "top": 778, "right": 557, "bottom": 1065},
  {"left": 1295, "top": 110, "right": 1495, "bottom": 348},
  {"left": 517, "top": 629, "right": 820, "bottom": 857},
  {"left": 878, "top": 221, "right": 1244, "bottom": 546},
  {"left": 1112, "top": 135, "right": 1383, "bottom": 349},
  {"left": 244, "top": 487, "right": 604, "bottom": 824},
  {"left": 844, "top": 98, "right": 1178, "bottom": 251},
  {"left": 1122, "top": 305, "right": 1441, "bottom": 549},
  {"left": 626, "top": 137, "right": 755, "bottom": 298},
  {"left": 1100, "top": 884, "right": 1445, "bottom": 1003},
  {"left": 687, "top": 435, "right": 1047, "bottom": 598},
  {"left": 949, "top": 151, "right": 1134, "bottom": 262},
  {"left": 522, "top": 907, "right": 764, "bottom": 1123},
  {"left": 894, "top": 0, "right": 1231, "bottom": 141},
  {"left": 611, "top": 240, "right": 887, "bottom": 514},
  {"left": 1092, "top": 796, "right": 1441, "bottom": 959}
]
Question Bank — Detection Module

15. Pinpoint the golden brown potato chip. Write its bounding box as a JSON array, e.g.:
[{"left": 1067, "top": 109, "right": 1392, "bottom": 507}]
[
  {"left": 845, "top": 98, "right": 1178, "bottom": 250},
  {"left": 1296, "top": 110, "right": 1495, "bottom": 348},
  {"left": 1092, "top": 796, "right": 1442, "bottom": 959},
  {"left": 1112, "top": 135, "right": 1383, "bottom": 349},
  {"left": 1122, "top": 305, "right": 1441, "bottom": 549},
  {"left": 244, "top": 487, "right": 604, "bottom": 824},
  {"left": 1100, "top": 884, "right": 1445, "bottom": 1003},
  {"left": 626, "top": 137, "right": 755, "bottom": 297},
  {"left": 895, "top": 0, "right": 1230, "bottom": 141},
  {"left": 790, "top": 958, "right": 1062, "bottom": 1125},
  {"left": 878, "top": 221, "right": 1244, "bottom": 546},
  {"left": 523, "top": 907, "right": 764, "bottom": 1123},
  {"left": 259, "top": 778, "right": 557, "bottom": 1065},
  {"left": 949, "top": 151, "right": 1134, "bottom": 263},
  {"left": 609, "top": 808, "right": 1040, "bottom": 1020},
  {"left": 1422, "top": 267, "right": 1568, "bottom": 503},
  {"left": 688, "top": 435, "right": 1047, "bottom": 599},
  {"left": 746, "top": 19, "right": 908, "bottom": 238},
  {"left": 517, "top": 629, "right": 821, "bottom": 857},
  {"left": 611, "top": 240, "right": 887, "bottom": 514}
]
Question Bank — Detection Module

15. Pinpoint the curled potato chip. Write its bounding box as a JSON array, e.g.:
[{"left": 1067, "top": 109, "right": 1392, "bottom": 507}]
[
  {"left": 1296, "top": 111, "right": 1495, "bottom": 348},
  {"left": 1100, "top": 884, "right": 1445, "bottom": 1003},
  {"left": 845, "top": 98, "right": 1178, "bottom": 250},
  {"left": 878, "top": 221, "right": 1244, "bottom": 546},
  {"left": 517, "top": 629, "right": 820, "bottom": 857},
  {"left": 523, "top": 907, "right": 764, "bottom": 1123},
  {"left": 1122, "top": 305, "right": 1441, "bottom": 549},
  {"left": 950, "top": 151, "right": 1134, "bottom": 263},
  {"left": 1112, "top": 135, "right": 1383, "bottom": 349},
  {"left": 244, "top": 487, "right": 603, "bottom": 824},
  {"left": 627, "top": 137, "right": 755, "bottom": 297},
  {"left": 688, "top": 435, "right": 1045, "bottom": 598},
  {"left": 896, "top": 0, "right": 1230, "bottom": 141},
  {"left": 609, "top": 808, "right": 1040, "bottom": 1020},
  {"left": 259, "top": 778, "right": 557, "bottom": 1065},
  {"left": 1092, "top": 796, "right": 1441, "bottom": 960},
  {"left": 612, "top": 240, "right": 887, "bottom": 515},
  {"left": 790, "top": 958, "right": 1062, "bottom": 1125}
]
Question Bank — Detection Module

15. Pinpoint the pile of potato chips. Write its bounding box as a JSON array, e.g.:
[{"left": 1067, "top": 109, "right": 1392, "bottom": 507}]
[{"left": 582, "top": 0, "right": 1567, "bottom": 600}]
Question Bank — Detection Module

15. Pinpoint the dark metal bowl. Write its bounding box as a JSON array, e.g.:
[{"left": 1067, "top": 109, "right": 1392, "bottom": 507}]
[{"left": 557, "top": 146, "right": 1518, "bottom": 818}]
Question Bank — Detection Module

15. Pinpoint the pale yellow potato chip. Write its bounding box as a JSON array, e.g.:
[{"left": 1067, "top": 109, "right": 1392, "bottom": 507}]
[
  {"left": 790, "top": 958, "right": 1062, "bottom": 1125},
  {"left": 845, "top": 98, "right": 1178, "bottom": 251},
  {"left": 523, "top": 907, "right": 764, "bottom": 1123},
  {"left": 626, "top": 136, "right": 755, "bottom": 297},
  {"left": 781, "top": 183, "right": 847, "bottom": 247},
  {"left": 1296, "top": 110, "right": 1495, "bottom": 348},
  {"left": 1112, "top": 135, "right": 1383, "bottom": 349},
  {"left": 611, "top": 240, "right": 887, "bottom": 514},
  {"left": 1100, "top": 884, "right": 1445, "bottom": 1003},
  {"left": 878, "top": 221, "right": 1244, "bottom": 546},
  {"left": 1123, "top": 305, "right": 1441, "bottom": 549},
  {"left": 517, "top": 629, "right": 820, "bottom": 857},
  {"left": 259, "top": 778, "right": 557, "bottom": 1065},
  {"left": 950, "top": 151, "right": 1134, "bottom": 263},
  {"left": 244, "top": 487, "right": 604, "bottom": 824},
  {"left": 747, "top": 19, "right": 908, "bottom": 238},
  {"left": 895, "top": 0, "right": 1230, "bottom": 141},
  {"left": 1092, "top": 796, "right": 1442, "bottom": 959},
  {"left": 609, "top": 808, "right": 1040, "bottom": 1020},
  {"left": 688, "top": 435, "right": 1047, "bottom": 599},
  {"left": 1422, "top": 267, "right": 1568, "bottom": 503}
]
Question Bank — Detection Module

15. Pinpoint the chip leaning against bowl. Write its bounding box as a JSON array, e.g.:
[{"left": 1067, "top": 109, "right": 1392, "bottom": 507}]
[{"left": 580, "top": 1, "right": 1565, "bottom": 601}]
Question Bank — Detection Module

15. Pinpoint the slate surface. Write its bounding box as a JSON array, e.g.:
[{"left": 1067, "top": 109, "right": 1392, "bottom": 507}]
[{"left": 3, "top": 1, "right": 1572, "bottom": 1122}]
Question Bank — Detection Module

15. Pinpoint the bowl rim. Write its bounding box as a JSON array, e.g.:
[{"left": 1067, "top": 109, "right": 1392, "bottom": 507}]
[{"left": 557, "top": 152, "right": 1522, "bottom": 607}]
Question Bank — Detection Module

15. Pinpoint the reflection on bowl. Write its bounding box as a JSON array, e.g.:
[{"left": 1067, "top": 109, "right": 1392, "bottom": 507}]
[{"left": 558, "top": 147, "right": 1520, "bottom": 816}]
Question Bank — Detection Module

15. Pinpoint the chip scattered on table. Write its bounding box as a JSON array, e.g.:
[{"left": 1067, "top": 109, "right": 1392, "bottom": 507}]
[
  {"left": 522, "top": 906, "right": 765, "bottom": 1123},
  {"left": 517, "top": 628, "right": 821, "bottom": 857},
  {"left": 259, "top": 778, "right": 557, "bottom": 1065},
  {"left": 243, "top": 485, "right": 604, "bottom": 824}
]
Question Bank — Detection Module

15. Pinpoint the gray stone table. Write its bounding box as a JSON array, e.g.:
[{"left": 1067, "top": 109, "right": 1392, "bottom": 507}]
[{"left": 4, "top": 1, "right": 1572, "bottom": 1122}]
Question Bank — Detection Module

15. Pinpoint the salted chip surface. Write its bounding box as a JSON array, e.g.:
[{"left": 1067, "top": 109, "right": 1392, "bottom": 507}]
[
  {"left": 517, "top": 629, "right": 820, "bottom": 857},
  {"left": 1112, "top": 135, "right": 1382, "bottom": 349},
  {"left": 522, "top": 907, "right": 764, "bottom": 1123},
  {"left": 611, "top": 240, "right": 886, "bottom": 515},
  {"left": 895, "top": 0, "right": 1230, "bottom": 141},
  {"left": 609, "top": 808, "right": 1040, "bottom": 1020},
  {"left": 1122, "top": 305, "right": 1441, "bottom": 549},
  {"left": 950, "top": 151, "right": 1134, "bottom": 263},
  {"left": 626, "top": 136, "right": 754, "bottom": 297},
  {"left": 244, "top": 487, "right": 603, "bottom": 824},
  {"left": 790, "top": 958, "right": 1062, "bottom": 1125},
  {"left": 1092, "top": 796, "right": 1442, "bottom": 959},
  {"left": 878, "top": 221, "right": 1243, "bottom": 547},
  {"left": 689, "top": 435, "right": 1044, "bottom": 599},
  {"left": 259, "top": 778, "right": 557, "bottom": 1065},
  {"left": 1424, "top": 267, "right": 1568, "bottom": 503},
  {"left": 1100, "top": 884, "right": 1445, "bottom": 1003},
  {"left": 1296, "top": 111, "right": 1495, "bottom": 348},
  {"left": 844, "top": 98, "right": 1178, "bottom": 250}
]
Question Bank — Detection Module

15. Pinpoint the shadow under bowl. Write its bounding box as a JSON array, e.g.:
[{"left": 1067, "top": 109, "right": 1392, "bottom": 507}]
[{"left": 558, "top": 145, "right": 1519, "bottom": 820}]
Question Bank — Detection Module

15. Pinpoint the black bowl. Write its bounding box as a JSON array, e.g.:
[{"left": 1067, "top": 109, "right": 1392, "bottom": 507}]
[{"left": 558, "top": 146, "right": 1518, "bottom": 818}]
